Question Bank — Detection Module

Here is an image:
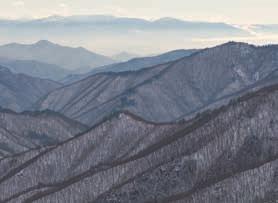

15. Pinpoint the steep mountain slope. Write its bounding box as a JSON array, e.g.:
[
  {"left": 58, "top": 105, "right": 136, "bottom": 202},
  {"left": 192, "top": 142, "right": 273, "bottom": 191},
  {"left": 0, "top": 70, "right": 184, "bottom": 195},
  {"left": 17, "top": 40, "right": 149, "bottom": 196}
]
[
  {"left": 39, "top": 42, "right": 278, "bottom": 126},
  {"left": 0, "top": 40, "right": 116, "bottom": 71},
  {"left": 1, "top": 83, "right": 278, "bottom": 202},
  {"left": 97, "top": 49, "right": 198, "bottom": 73},
  {"left": 0, "top": 57, "right": 70, "bottom": 80},
  {"left": 0, "top": 66, "right": 61, "bottom": 112},
  {"left": 61, "top": 49, "right": 197, "bottom": 84},
  {"left": 0, "top": 108, "right": 87, "bottom": 158}
]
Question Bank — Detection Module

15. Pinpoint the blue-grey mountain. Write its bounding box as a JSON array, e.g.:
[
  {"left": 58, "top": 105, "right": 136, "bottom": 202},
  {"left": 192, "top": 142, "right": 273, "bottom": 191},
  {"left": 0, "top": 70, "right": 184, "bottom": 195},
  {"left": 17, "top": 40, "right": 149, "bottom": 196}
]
[
  {"left": 0, "top": 57, "right": 70, "bottom": 80},
  {"left": 61, "top": 49, "right": 198, "bottom": 84},
  {"left": 39, "top": 42, "right": 278, "bottom": 126},
  {"left": 0, "top": 40, "right": 116, "bottom": 71},
  {"left": 1, "top": 83, "right": 278, "bottom": 202},
  {"left": 0, "top": 15, "right": 251, "bottom": 54},
  {"left": 0, "top": 66, "right": 61, "bottom": 112}
]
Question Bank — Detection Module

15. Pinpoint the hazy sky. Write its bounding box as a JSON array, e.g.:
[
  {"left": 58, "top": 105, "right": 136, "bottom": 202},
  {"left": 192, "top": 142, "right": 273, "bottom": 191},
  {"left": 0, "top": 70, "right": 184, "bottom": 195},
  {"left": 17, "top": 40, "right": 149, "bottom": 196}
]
[{"left": 1, "top": 0, "right": 278, "bottom": 24}]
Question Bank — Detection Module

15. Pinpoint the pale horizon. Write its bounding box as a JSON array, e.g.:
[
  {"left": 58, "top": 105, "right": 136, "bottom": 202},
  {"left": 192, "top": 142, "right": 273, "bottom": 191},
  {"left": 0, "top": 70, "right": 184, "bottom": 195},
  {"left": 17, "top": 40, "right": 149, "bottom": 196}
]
[
  {"left": 1, "top": 0, "right": 278, "bottom": 55},
  {"left": 1, "top": 0, "right": 278, "bottom": 25}
]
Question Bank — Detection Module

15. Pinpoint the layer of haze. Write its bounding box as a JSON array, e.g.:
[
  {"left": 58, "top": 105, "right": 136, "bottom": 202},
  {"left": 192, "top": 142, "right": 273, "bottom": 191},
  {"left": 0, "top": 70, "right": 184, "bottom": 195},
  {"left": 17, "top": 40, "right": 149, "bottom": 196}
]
[
  {"left": 1, "top": 0, "right": 277, "bottom": 24},
  {"left": 1, "top": 0, "right": 278, "bottom": 55}
]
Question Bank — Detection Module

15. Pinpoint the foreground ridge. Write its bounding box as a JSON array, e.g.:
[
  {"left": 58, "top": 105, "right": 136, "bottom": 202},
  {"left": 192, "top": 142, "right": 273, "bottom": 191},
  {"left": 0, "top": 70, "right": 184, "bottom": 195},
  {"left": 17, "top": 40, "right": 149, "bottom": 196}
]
[
  {"left": 1, "top": 82, "right": 278, "bottom": 202},
  {"left": 0, "top": 108, "right": 87, "bottom": 158}
]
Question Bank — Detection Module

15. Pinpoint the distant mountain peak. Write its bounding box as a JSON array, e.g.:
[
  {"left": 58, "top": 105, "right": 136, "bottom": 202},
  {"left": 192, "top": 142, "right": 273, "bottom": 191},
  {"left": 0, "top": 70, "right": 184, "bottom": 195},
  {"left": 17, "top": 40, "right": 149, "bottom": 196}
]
[
  {"left": 206, "top": 41, "right": 256, "bottom": 54},
  {"left": 35, "top": 40, "right": 55, "bottom": 46},
  {"left": 0, "top": 40, "right": 116, "bottom": 71},
  {"left": 221, "top": 41, "right": 255, "bottom": 47}
]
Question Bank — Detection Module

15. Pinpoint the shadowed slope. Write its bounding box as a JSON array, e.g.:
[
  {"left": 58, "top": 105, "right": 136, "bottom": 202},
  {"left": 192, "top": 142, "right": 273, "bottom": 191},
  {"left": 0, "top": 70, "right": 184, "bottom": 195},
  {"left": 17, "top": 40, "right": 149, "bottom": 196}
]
[
  {"left": 0, "top": 57, "right": 70, "bottom": 81},
  {"left": 61, "top": 49, "right": 198, "bottom": 84},
  {"left": 0, "top": 108, "right": 88, "bottom": 158},
  {"left": 1, "top": 83, "right": 278, "bottom": 202},
  {"left": 40, "top": 42, "right": 278, "bottom": 126},
  {"left": 0, "top": 66, "right": 61, "bottom": 112}
]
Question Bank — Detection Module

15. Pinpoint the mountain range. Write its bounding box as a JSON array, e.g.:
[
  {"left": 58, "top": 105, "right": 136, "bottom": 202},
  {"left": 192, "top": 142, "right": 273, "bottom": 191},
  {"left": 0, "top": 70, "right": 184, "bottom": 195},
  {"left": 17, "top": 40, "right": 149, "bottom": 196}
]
[
  {"left": 62, "top": 49, "right": 198, "bottom": 84},
  {"left": 0, "top": 15, "right": 252, "bottom": 54},
  {"left": 39, "top": 42, "right": 278, "bottom": 126},
  {"left": 0, "top": 41, "right": 199, "bottom": 82},
  {"left": 89, "top": 49, "right": 198, "bottom": 73},
  {"left": 0, "top": 15, "right": 248, "bottom": 36},
  {"left": 0, "top": 40, "right": 278, "bottom": 202},
  {"left": 0, "top": 40, "right": 116, "bottom": 71},
  {"left": 0, "top": 82, "right": 277, "bottom": 202}
]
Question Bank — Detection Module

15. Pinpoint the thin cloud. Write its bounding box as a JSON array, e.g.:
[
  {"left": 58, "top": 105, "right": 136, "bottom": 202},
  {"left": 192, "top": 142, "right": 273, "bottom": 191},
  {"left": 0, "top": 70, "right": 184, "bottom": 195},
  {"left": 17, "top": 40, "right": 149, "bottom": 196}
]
[
  {"left": 12, "top": 1, "right": 25, "bottom": 7},
  {"left": 59, "top": 3, "right": 68, "bottom": 9},
  {"left": 58, "top": 3, "right": 70, "bottom": 16}
]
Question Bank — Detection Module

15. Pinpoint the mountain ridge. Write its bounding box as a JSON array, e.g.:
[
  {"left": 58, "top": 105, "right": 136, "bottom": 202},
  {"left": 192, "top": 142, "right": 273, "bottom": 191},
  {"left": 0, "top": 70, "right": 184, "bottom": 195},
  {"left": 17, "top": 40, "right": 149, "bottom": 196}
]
[
  {"left": 61, "top": 49, "right": 198, "bottom": 84},
  {"left": 0, "top": 40, "right": 116, "bottom": 71},
  {"left": 0, "top": 65, "right": 61, "bottom": 112},
  {"left": 39, "top": 42, "right": 278, "bottom": 126},
  {"left": 0, "top": 15, "right": 251, "bottom": 55},
  {"left": 0, "top": 57, "right": 70, "bottom": 80},
  {"left": 0, "top": 106, "right": 88, "bottom": 158},
  {"left": 1, "top": 80, "right": 278, "bottom": 202}
]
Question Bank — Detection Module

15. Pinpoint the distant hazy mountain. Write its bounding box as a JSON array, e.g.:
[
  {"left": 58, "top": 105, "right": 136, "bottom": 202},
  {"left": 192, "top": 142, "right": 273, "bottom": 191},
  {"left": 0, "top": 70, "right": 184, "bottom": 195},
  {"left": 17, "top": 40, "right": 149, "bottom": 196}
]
[
  {"left": 2, "top": 83, "right": 278, "bottom": 202},
  {"left": 0, "top": 108, "right": 87, "bottom": 157},
  {"left": 61, "top": 49, "right": 198, "bottom": 84},
  {"left": 92, "top": 49, "right": 198, "bottom": 73},
  {"left": 0, "top": 65, "right": 61, "bottom": 112},
  {"left": 0, "top": 57, "right": 70, "bottom": 80},
  {"left": 24, "top": 15, "right": 247, "bottom": 33},
  {"left": 111, "top": 52, "right": 140, "bottom": 61},
  {"left": 0, "top": 40, "right": 116, "bottom": 71},
  {"left": 252, "top": 24, "right": 278, "bottom": 34},
  {"left": 0, "top": 15, "right": 250, "bottom": 54},
  {"left": 39, "top": 42, "right": 278, "bottom": 126}
]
